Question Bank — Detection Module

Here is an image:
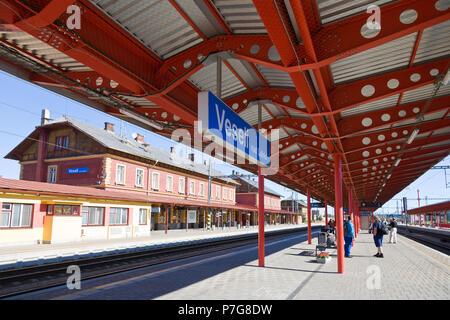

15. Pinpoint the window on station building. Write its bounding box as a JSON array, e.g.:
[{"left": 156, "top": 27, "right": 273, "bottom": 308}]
[
  {"left": 48, "top": 166, "right": 57, "bottom": 184},
  {"left": 199, "top": 183, "right": 204, "bottom": 197},
  {"left": 152, "top": 172, "right": 160, "bottom": 190},
  {"left": 166, "top": 176, "right": 173, "bottom": 192},
  {"left": 53, "top": 205, "right": 80, "bottom": 216},
  {"left": 139, "top": 208, "right": 147, "bottom": 225},
  {"left": 1, "top": 203, "right": 32, "bottom": 228},
  {"left": 230, "top": 190, "right": 233, "bottom": 201},
  {"left": 179, "top": 178, "right": 185, "bottom": 194},
  {"left": 116, "top": 164, "right": 125, "bottom": 185},
  {"left": 189, "top": 181, "right": 195, "bottom": 195},
  {"left": 216, "top": 186, "right": 220, "bottom": 200},
  {"left": 136, "top": 169, "right": 144, "bottom": 187},
  {"left": 81, "top": 207, "right": 104, "bottom": 226},
  {"left": 109, "top": 207, "right": 128, "bottom": 225},
  {"left": 55, "top": 136, "right": 69, "bottom": 151},
  {"left": 223, "top": 189, "right": 227, "bottom": 200}
]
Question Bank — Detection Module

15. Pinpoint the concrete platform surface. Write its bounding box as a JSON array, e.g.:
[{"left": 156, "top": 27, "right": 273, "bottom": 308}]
[{"left": 151, "top": 231, "right": 449, "bottom": 300}]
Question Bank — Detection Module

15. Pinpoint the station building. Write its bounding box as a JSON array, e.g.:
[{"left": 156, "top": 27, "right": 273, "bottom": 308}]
[
  {"left": 231, "top": 174, "right": 298, "bottom": 225},
  {"left": 1, "top": 114, "right": 299, "bottom": 245}
]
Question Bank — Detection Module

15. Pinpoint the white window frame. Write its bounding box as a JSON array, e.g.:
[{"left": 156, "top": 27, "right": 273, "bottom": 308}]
[
  {"left": 152, "top": 172, "right": 160, "bottom": 190},
  {"left": 223, "top": 188, "right": 227, "bottom": 200},
  {"left": 166, "top": 175, "right": 173, "bottom": 192},
  {"left": 229, "top": 189, "right": 233, "bottom": 201},
  {"left": 199, "top": 183, "right": 204, "bottom": 197},
  {"left": 135, "top": 168, "right": 144, "bottom": 187},
  {"left": 216, "top": 186, "right": 220, "bottom": 200},
  {"left": 81, "top": 206, "right": 104, "bottom": 226},
  {"left": 179, "top": 178, "right": 185, "bottom": 194},
  {"left": 1, "top": 203, "right": 32, "bottom": 228},
  {"left": 189, "top": 181, "right": 195, "bottom": 195},
  {"left": 116, "top": 164, "right": 125, "bottom": 185},
  {"left": 109, "top": 207, "right": 128, "bottom": 225},
  {"left": 138, "top": 208, "right": 147, "bottom": 225},
  {"left": 48, "top": 165, "right": 57, "bottom": 184}
]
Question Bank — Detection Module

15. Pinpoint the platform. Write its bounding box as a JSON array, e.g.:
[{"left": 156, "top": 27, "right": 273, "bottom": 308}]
[
  {"left": 150, "top": 230, "right": 450, "bottom": 300},
  {"left": 9, "top": 229, "right": 449, "bottom": 300},
  {"left": 0, "top": 223, "right": 317, "bottom": 270}
]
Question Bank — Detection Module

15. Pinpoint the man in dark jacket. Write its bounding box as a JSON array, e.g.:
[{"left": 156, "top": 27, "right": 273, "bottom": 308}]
[{"left": 389, "top": 218, "right": 398, "bottom": 244}]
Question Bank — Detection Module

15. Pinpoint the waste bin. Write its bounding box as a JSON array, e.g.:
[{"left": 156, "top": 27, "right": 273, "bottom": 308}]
[{"left": 318, "top": 232, "right": 327, "bottom": 245}]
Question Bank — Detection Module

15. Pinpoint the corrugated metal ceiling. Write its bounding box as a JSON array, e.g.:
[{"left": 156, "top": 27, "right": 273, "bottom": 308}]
[
  {"left": 315, "top": 0, "right": 397, "bottom": 25},
  {"left": 330, "top": 33, "right": 417, "bottom": 85},
  {"left": 213, "top": 0, "right": 267, "bottom": 34},
  {"left": 92, "top": 0, "right": 204, "bottom": 59},
  {"left": 0, "top": 31, "right": 91, "bottom": 72}
]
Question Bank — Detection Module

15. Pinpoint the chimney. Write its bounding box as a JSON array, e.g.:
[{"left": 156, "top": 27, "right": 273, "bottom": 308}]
[
  {"left": 41, "top": 109, "right": 50, "bottom": 125},
  {"left": 189, "top": 153, "right": 195, "bottom": 162},
  {"left": 135, "top": 133, "right": 144, "bottom": 144},
  {"left": 104, "top": 122, "right": 115, "bottom": 133}
]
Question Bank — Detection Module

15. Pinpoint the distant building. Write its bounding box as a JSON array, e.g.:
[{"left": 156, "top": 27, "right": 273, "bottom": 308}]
[{"left": 230, "top": 173, "right": 299, "bottom": 225}]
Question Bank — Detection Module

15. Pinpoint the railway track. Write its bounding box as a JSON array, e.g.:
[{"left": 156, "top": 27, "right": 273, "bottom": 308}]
[
  {"left": 0, "top": 226, "right": 320, "bottom": 299},
  {"left": 397, "top": 226, "right": 450, "bottom": 255}
]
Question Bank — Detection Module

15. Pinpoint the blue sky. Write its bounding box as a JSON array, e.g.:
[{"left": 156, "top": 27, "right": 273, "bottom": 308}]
[{"left": 0, "top": 70, "right": 448, "bottom": 216}]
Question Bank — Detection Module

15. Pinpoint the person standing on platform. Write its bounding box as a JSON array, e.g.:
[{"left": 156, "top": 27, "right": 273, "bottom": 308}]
[
  {"left": 372, "top": 215, "right": 384, "bottom": 258},
  {"left": 389, "top": 218, "right": 398, "bottom": 244},
  {"left": 343, "top": 216, "right": 355, "bottom": 258}
]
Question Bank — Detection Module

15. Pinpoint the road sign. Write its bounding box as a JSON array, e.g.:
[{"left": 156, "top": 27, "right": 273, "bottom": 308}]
[
  {"left": 67, "top": 167, "right": 88, "bottom": 174},
  {"left": 198, "top": 91, "right": 270, "bottom": 167},
  {"left": 310, "top": 202, "right": 325, "bottom": 208},
  {"left": 361, "top": 202, "right": 382, "bottom": 208}
]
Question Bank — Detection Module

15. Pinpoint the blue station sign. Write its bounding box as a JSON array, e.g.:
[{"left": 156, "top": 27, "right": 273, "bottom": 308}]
[
  {"left": 198, "top": 91, "right": 270, "bottom": 167},
  {"left": 67, "top": 167, "right": 89, "bottom": 174}
]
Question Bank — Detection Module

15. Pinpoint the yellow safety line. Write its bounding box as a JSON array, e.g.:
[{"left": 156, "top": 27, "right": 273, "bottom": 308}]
[{"left": 399, "top": 235, "right": 450, "bottom": 271}]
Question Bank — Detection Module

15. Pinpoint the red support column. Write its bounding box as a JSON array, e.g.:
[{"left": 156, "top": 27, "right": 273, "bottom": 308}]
[
  {"left": 307, "top": 188, "right": 311, "bottom": 244},
  {"left": 333, "top": 154, "right": 345, "bottom": 274},
  {"left": 325, "top": 200, "right": 328, "bottom": 227},
  {"left": 258, "top": 167, "right": 265, "bottom": 267}
]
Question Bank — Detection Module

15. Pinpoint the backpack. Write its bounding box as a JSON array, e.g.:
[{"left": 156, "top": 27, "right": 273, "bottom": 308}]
[
  {"left": 378, "top": 222, "right": 389, "bottom": 235},
  {"left": 344, "top": 221, "right": 351, "bottom": 236}
]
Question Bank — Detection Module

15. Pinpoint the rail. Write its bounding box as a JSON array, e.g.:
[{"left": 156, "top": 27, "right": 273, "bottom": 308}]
[{"left": 0, "top": 225, "right": 321, "bottom": 299}]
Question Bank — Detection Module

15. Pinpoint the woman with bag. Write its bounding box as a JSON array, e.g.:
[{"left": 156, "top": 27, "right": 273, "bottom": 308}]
[{"left": 372, "top": 215, "right": 385, "bottom": 258}]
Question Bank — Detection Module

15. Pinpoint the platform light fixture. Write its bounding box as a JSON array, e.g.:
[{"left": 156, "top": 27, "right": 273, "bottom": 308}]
[
  {"left": 406, "top": 128, "right": 420, "bottom": 144},
  {"left": 394, "top": 159, "right": 401, "bottom": 167},
  {"left": 119, "top": 108, "right": 164, "bottom": 131}
]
